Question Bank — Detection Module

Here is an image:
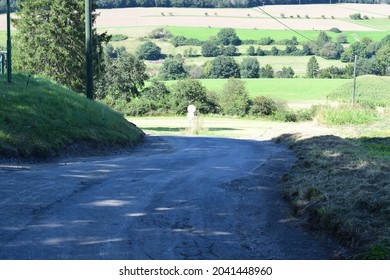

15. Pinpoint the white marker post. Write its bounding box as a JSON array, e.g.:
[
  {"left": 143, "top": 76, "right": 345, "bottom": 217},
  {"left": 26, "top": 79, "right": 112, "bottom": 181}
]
[{"left": 187, "top": 104, "right": 196, "bottom": 131}]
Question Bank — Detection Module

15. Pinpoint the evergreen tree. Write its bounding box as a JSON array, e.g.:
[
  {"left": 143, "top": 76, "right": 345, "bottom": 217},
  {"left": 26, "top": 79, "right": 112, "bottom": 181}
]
[
  {"left": 307, "top": 56, "right": 320, "bottom": 78},
  {"left": 12, "top": 0, "right": 109, "bottom": 94}
]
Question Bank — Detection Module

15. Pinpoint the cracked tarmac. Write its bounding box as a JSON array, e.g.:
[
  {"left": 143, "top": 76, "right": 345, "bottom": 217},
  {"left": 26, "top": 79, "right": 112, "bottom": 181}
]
[{"left": 0, "top": 136, "right": 335, "bottom": 259}]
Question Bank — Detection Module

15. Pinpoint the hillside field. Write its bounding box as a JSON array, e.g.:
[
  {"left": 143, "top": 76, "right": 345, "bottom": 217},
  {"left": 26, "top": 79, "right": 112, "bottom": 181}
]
[{"left": 163, "top": 78, "right": 348, "bottom": 101}]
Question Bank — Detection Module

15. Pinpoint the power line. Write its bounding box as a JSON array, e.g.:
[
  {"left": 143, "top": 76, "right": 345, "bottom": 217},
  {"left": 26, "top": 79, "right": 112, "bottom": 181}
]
[{"left": 256, "top": 6, "right": 315, "bottom": 43}]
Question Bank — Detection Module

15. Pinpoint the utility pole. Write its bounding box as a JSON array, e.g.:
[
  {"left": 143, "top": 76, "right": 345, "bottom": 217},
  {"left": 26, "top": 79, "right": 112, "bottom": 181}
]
[
  {"left": 85, "top": 0, "right": 93, "bottom": 99},
  {"left": 6, "top": 0, "right": 12, "bottom": 83},
  {"left": 352, "top": 55, "right": 358, "bottom": 105}
]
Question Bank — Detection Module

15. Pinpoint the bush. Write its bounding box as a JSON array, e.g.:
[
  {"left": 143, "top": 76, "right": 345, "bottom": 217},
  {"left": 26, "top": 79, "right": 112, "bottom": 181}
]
[
  {"left": 148, "top": 28, "right": 172, "bottom": 39},
  {"left": 249, "top": 96, "right": 278, "bottom": 117},
  {"left": 136, "top": 41, "right": 162, "bottom": 60},
  {"left": 110, "top": 34, "right": 128, "bottom": 41},
  {"left": 259, "top": 37, "right": 274, "bottom": 45},
  {"left": 350, "top": 13, "right": 363, "bottom": 20},
  {"left": 126, "top": 97, "right": 157, "bottom": 116},
  {"left": 219, "top": 79, "right": 250, "bottom": 116},
  {"left": 329, "top": 27, "right": 341, "bottom": 33}
]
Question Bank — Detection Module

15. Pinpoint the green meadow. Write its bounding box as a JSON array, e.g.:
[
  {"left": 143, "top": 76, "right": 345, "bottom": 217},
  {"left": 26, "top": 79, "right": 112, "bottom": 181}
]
[{"left": 164, "top": 78, "right": 348, "bottom": 101}]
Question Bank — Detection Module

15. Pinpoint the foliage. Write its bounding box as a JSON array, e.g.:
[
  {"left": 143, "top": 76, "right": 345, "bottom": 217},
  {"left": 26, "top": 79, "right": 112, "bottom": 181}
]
[
  {"left": 12, "top": 0, "right": 109, "bottom": 95},
  {"left": 240, "top": 58, "right": 260, "bottom": 78},
  {"left": 319, "top": 65, "right": 353, "bottom": 79},
  {"left": 260, "top": 64, "right": 274, "bottom": 78},
  {"left": 219, "top": 79, "right": 249, "bottom": 116},
  {"left": 307, "top": 56, "right": 320, "bottom": 78},
  {"left": 136, "top": 41, "right": 162, "bottom": 60},
  {"left": 169, "top": 79, "right": 214, "bottom": 114},
  {"left": 275, "top": 67, "right": 295, "bottom": 78},
  {"left": 110, "top": 34, "right": 128, "bottom": 41},
  {"left": 96, "top": 52, "right": 148, "bottom": 102},
  {"left": 249, "top": 96, "right": 278, "bottom": 117},
  {"left": 171, "top": 35, "right": 203, "bottom": 47},
  {"left": 201, "top": 41, "right": 222, "bottom": 57},
  {"left": 208, "top": 56, "right": 241, "bottom": 79},
  {"left": 258, "top": 37, "right": 274, "bottom": 45},
  {"left": 246, "top": 46, "right": 256, "bottom": 56},
  {"left": 159, "top": 55, "right": 187, "bottom": 80},
  {"left": 148, "top": 28, "right": 172, "bottom": 39},
  {"left": 216, "top": 28, "right": 241, "bottom": 46},
  {"left": 221, "top": 45, "right": 239, "bottom": 56},
  {"left": 317, "top": 105, "right": 379, "bottom": 125},
  {"left": 350, "top": 13, "right": 363, "bottom": 20}
]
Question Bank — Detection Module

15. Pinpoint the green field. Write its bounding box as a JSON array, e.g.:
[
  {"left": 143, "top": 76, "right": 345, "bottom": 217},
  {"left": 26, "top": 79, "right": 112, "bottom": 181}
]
[
  {"left": 164, "top": 78, "right": 348, "bottom": 101},
  {"left": 164, "top": 26, "right": 389, "bottom": 43}
]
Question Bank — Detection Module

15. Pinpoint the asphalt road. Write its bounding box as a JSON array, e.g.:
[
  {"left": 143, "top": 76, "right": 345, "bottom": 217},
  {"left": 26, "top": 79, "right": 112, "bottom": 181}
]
[{"left": 0, "top": 136, "right": 333, "bottom": 259}]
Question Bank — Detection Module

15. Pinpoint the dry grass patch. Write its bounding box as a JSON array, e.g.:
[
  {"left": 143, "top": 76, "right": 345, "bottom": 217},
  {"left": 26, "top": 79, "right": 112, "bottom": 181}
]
[{"left": 278, "top": 133, "right": 390, "bottom": 259}]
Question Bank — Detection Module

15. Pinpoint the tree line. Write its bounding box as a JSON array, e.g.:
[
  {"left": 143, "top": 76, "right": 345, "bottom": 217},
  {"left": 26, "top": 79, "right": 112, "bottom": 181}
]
[
  {"left": 94, "top": 0, "right": 388, "bottom": 9},
  {"left": 1, "top": 0, "right": 388, "bottom": 14}
]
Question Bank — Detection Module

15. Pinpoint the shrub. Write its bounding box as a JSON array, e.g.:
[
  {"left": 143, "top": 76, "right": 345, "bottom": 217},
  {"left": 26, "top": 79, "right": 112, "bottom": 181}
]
[
  {"left": 136, "top": 41, "right": 162, "bottom": 60},
  {"left": 260, "top": 64, "right": 274, "bottom": 78},
  {"left": 110, "top": 34, "right": 128, "bottom": 41},
  {"left": 258, "top": 37, "right": 274, "bottom": 45},
  {"left": 329, "top": 27, "right": 341, "bottom": 33},
  {"left": 148, "top": 28, "right": 172, "bottom": 39},
  {"left": 249, "top": 96, "right": 278, "bottom": 117},
  {"left": 126, "top": 97, "right": 157, "bottom": 116},
  {"left": 350, "top": 13, "right": 363, "bottom": 20},
  {"left": 219, "top": 79, "right": 250, "bottom": 116}
]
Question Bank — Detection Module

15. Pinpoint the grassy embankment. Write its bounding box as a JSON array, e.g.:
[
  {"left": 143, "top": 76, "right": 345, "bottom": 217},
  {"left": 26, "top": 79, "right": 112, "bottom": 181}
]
[
  {"left": 0, "top": 74, "right": 144, "bottom": 159},
  {"left": 279, "top": 75, "right": 390, "bottom": 259}
]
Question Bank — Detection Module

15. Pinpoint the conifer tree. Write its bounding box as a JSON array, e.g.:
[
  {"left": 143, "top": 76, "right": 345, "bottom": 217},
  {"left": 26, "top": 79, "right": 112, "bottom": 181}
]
[{"left": 12, "top": 0, "right": 109, "bottom": 94}]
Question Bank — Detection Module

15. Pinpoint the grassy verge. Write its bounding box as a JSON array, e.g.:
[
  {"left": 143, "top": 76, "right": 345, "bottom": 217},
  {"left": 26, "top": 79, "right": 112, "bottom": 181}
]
[
  {"left": 0, "top": 74, "right": 144, "bottom": 159},
  {"left": 278, "top": 132, "right": 390, "bottom": 259}
]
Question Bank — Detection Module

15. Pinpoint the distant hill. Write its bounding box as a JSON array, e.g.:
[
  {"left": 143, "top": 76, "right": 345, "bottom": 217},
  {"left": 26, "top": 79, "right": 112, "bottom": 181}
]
[{"left": 0, "top": 74, "right": 144, "bottom": 159}]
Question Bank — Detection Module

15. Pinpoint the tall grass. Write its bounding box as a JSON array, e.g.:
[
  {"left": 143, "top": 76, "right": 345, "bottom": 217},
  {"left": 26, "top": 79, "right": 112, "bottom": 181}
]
[
  {"left": 317, "top": 105, "right": 379, "bottom": 125},
  {"left": 0, "top": 74, "right": 144, "bottom": 158},
  {"left": 328, "top": 75, "right": 390, "bottom": 107}
]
